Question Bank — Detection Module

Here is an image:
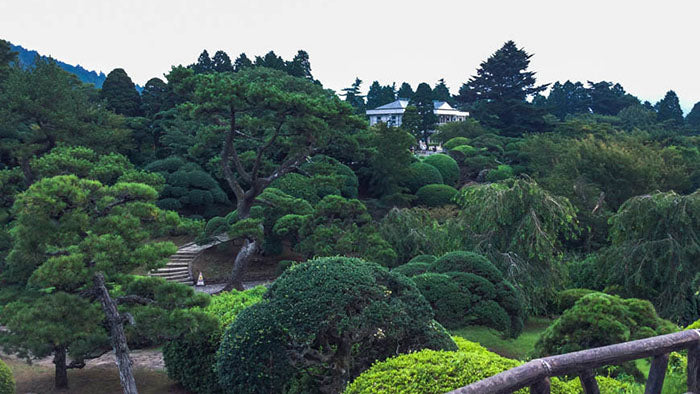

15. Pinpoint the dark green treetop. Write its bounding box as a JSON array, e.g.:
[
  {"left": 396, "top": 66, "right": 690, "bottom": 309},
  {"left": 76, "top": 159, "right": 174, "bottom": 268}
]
[{"left": 100, "top": 68, "right": 143, "bottom": 117}]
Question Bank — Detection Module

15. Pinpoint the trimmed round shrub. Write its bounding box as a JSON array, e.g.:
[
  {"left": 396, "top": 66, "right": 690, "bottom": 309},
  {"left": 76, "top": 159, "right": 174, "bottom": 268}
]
[
  {"left": 403, "top": 162, "right": 443, "bottom": 193},
  {"left": 407, "top": 254, "right": 437, "bottom": 265},
  {"left": 0, "top": 359, "right": 14, "bottom": 394},
  {"left": 443, "top": 137, "right": 471, "bottom": 150},
  {"left": 556, "top": 288, "right": 599, "bottom": 315},
  {"left": 301, "top": 154, "right": 359, "bottom": 199},
  {"left": 162, "top": 287, "right": 266, "bottom": 394},
  {"left": 450, "top": 144, "right": 478, "bottom": 158},
  {"left": 485, "top": 164, "right": 515, "bottom": 182},
  {"left": 413, "top": 251, "right": 525, "bottom": 336},
  {"left": 415, "top": 184, "right": 458, "bottom": 207},
  {"left": 429, "top": 251, "right": 503, "bottom": 283},
  {"left": 392, "top": 261, "right": 431, "bottom": 277},
  {"left": 536, "top": 293, "right": 677, "bottom": 357},
  {"left": 423, "top": 154, "right": 460, "bottom": 185},
  {"left": 216, "top": 257, "right": 456, "bottom": 394},
  {"left": 345, "top": 339, "right": 636, "bottom": 393}
]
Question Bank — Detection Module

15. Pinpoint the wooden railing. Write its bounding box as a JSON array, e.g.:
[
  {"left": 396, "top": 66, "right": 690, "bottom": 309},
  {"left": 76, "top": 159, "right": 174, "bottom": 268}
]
[{"left": 448, "top": 329, "right": 700, "bottom": 394}]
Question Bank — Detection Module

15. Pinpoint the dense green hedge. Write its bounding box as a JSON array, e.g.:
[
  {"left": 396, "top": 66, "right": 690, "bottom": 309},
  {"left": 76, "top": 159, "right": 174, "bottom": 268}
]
[
  {"left": 0, "top": 359, "right": 14, "bottom": 394},
  {"left": 555, "top": 288, "right": 599, "bottom": 315},
  {"left": 345, "top": 337, "right": 635, "bottom": 394},
  {"left": 162, "top": 287, "right": 266, "bottom": 394},
  {"left": 422, "top": 154, "right": 460, "bottom": 185},
  {"left": 415, "top": 184, "right": 458, "bottom": 207},
  {"left": 403, "top": 162, "right": 443, "bottom": 193},
  {"left": 392, "top": 261, "right": 431, "bottom": 277},
  {"left": 216, "top": 257, "right": 456, "bottom": 394},
  {"left": 485, "top": 164, "right": 515, "bottom": 182}
]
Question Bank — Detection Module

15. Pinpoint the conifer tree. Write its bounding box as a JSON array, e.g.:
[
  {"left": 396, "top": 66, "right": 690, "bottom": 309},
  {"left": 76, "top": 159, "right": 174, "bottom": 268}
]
[
  {"left": 100, "top": 68, "right": 143, "bottom": 117},
  {"left": 686, "top": 101, "right": 700, "bottom": 132},
  {"left": 341, "top": 77, "right": 365, "bottom": 114},
  {"left": 397, "top": 82, "right": 414, "bottom": 100},
  {"left": 433, "top": 78, "right": 452, "bottom": 104},
  {"left": 211, "top": 50, "right": 234, "bottom": 73},
  {"left": 457, "top": 40, "right": 547, "bottom": 104},
  {"left": 233, "top": 53, "right": 253, "bottom": 72},
  {"left": 655, "top": 90, "right": 684, "bottom": 125},
  {"left": 192, "top": 49, "right": 213, "bottom": 74},
  {"left": 286, "top": 50, "right": 313, "bottom": 79},
  {"left": 411, "top": 83, "right": 437, "bottom": 142}
]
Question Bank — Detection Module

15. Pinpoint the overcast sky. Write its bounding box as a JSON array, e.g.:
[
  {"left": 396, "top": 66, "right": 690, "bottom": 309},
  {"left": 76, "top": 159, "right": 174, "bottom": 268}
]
[{"left": 1, "top": 0, "right": 699, "bottom": 112}]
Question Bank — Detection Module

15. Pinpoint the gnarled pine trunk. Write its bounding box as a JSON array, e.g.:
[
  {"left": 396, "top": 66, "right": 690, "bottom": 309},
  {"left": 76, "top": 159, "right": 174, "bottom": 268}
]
[
  {"left": 94, "top": 272, "right": 139, "bottom": 394},
  {"left": 223, "top": 238, "right": 257, "bottom": 291},
  {"left": 53, "top": 345, "right": 68, "bottom": 389}
]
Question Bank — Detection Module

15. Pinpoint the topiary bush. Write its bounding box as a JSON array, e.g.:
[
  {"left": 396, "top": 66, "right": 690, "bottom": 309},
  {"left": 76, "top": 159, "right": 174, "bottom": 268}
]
[
  {"left": 555, "top": 288, "right": 599, "bottom": 315},
  {"left": 344, "top": 338, "right": 635, "bottom": 394},
  {"left": 0, "top": 359, "right": 14, "bottom": 394},
  {"left": 145, "top": 157, "right": 229, "bottom": 218},
  {"left": 406, "top": 251, "right": 525, "bottom": 336},
  {"left": 443, "top": 137, "right": 472, "bottom": 150},
  {"left": 216, "top": 257, "right": 456, "bottom": 394},
  {"left": 392, "top": 261, "right": 431, "bottom": 277},
  {"left": 485, "top": 164, "right": 515, "bottom": 182},
  {"left": 536, "top": 293, "right": 677, "bottom": 358},
  {"left": 408, "top": 254, "right": 438, "bottom": 265},
  {"left": 162, "top": 287, "right": 266, "bottom": 394},
  {"left": 415, "top": 184, "right": 458, "bottom": 207},
  {"left": 423, "top": 154, "right": 460, "bottom": 186},
  {"left": 402, "top": 162, "right": 443, "bottom": 193}
]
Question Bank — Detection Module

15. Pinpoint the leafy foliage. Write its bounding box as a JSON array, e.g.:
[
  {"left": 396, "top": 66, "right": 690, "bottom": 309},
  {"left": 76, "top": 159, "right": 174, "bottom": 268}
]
[
  {"left": 216, "top": 257, "right": 456, "bottom": 394},
  {"left": 454, "top": 178, "right": 579, "bottom": 313},
  {"left": 600, "top": 190, "right": 700, "bottom": 325},
  {"left": 162, "top": 287, "right": 266, "bottom": 394},
  {"left": 0, "top": 358, "right": 13, "bottom": 394},
  {"left": 402, "top": 162, "right": 443, "bottom": 193}
]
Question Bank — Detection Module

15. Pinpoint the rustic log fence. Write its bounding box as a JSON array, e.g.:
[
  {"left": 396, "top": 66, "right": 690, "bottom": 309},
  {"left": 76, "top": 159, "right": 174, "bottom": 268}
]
[{"left": 448, "top": 329, "right": 700, "bottom": 394}]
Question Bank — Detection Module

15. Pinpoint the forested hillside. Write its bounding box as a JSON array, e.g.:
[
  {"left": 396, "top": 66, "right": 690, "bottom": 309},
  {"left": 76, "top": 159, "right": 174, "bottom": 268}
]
[{"left": 0, "top": 38, "right": 698, "bottom": 394}]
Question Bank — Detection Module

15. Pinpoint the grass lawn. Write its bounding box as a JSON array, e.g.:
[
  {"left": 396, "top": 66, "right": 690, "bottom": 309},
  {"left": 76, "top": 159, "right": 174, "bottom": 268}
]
[
  {"left": 451, "top": 317, "right": 553, "bottom": 360},
  {"left": 2, "top": 357, "right": 187, "bottom": 394}
]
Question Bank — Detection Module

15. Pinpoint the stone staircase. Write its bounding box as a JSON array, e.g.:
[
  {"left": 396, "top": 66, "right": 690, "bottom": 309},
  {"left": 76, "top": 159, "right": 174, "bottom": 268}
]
[{"left": 149, "top": 234, "right": 231, "bottom": 285}]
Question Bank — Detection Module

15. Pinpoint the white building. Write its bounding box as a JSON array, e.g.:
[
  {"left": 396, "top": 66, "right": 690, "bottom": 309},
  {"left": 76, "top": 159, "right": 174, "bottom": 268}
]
[{"left": 366, "top": 99, "right": 469, "bottom": 127}]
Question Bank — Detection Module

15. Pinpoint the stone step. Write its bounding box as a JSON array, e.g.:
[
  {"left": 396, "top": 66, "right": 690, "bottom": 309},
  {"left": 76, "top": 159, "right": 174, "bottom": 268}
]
[
  {"left": 163, "top": 262, "right": 190, "bottom": 267},
  {"left": 151, "top": 272, "right": 191, "bottom": 280},
  {"left": 152, "top": 267, "right": 190, "bottom": 274}
]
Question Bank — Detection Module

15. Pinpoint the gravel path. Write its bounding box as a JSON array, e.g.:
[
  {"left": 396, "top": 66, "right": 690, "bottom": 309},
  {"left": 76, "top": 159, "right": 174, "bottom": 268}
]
[
  {"left": 1, "top": 348, "right": 166, "bottom": 370},
  {"left": 194, "top": 280, "right": 272, "bottom": 294}
]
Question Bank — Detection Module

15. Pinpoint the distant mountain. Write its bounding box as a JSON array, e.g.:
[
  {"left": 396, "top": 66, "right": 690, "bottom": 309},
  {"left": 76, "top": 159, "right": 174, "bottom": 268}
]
[
  {"left": 8, "top": 43, "right": 144, "bottom": 92},
  {"left": 10, "top": 43, "right": 107, "bottom": 88}
]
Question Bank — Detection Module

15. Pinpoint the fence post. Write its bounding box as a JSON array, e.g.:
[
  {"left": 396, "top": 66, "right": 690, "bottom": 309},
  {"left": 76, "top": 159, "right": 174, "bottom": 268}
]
[
  {"left": 579, "top": 370, "right": 599, "bottom": 394},
  {"left": 689, "top": 343, "right": 700, "bottom": 393},
  {"left": 530, "top": 377, "right": 550, "bottom": 394},
  {"left": 645, "top": 353, "right": 669, "bottom": 394}
]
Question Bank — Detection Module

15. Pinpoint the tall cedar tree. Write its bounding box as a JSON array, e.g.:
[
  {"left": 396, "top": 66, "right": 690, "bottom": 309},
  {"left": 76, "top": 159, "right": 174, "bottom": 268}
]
[
  {"left": 546, "top": 81, "right": 591, "bottom": 119},
  {"left": 433, "top": 79, "right": 452, "bottom": 104},
  {"left": 457, "top": 40, "right": 547, "bottom": 104},
  {"left": 397, "top": 82, "right": 414, "bottom": 100},
  {"left": 286, "top": 50, "right": 313, "bottom": 80},
  {"left": 192, "top": 50, "right": 213, "bottom": 74},
  {"left": 411, "top": 83, "right": 437, "bottom": 143},
  {"left": 655, "top": 90, "right": 684, "bottom": 125},
  {"left": 586, "top": 81, "right": 639, "bottom": 115},
  {"left": 189, "top": 68, "right": 360, "bottom": 290},
  {"left": 211, "top": 50, "right": 234, "bottom": 73},
  {"left": 233, "top": 53, "right": 253, "bottom": 72},
  {"left": 100, "top": 68, "right": 143, "bottom": 117},
  {"left": 366, "top": 81, "right": 395, "bottom": 109},
  {"left": 254, "top": 51, "right": 286, "bottom": 71}
]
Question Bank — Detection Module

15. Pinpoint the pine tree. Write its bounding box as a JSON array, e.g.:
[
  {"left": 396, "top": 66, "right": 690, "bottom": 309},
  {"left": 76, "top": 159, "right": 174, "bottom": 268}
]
[
  {"left": 457, "top": 40, "right": 547, "bottom": 104},
  {"left": 233, "top": 53, "right": 253, "bottom": 72},
  {"left": 397, "top": 82, "right": 414, "bottom": 100},
  {"left": 211, "top": 50, "right": 234, "bottom": 73},
  {"left": 341, "top": 77, "right": 365, "bottom": 114},
  {"left": 401, "top": 105, "right": 422, "bottom": 142},
  {"left": 100, "top": 68, "right": 142, "bottom": 117},
  {"left": 587, "top": 81, "right": 639, "bottom": 116},
  {"left": 141, "top": 77, "right": 170, "bottom": 117},
  {"left": 655, "top": 90, "right": 684, "bottom": 125},
  {"left": 286, "top": 50, "right": 313, "bottom": 79},
  {"left": 0, "top": 39, "right": 17, "bottom": 81}
]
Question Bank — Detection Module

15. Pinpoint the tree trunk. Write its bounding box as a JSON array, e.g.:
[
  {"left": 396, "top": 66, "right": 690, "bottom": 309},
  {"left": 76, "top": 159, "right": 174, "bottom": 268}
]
[
  {"left": 223, "top": 238, "right": 257, "bottom": 291},
  {"left": 94, "top": 272, "right": 139, "bottom": 394},
  {"left": 54, "top": 346, "right": 69, "bottom": 389}
]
